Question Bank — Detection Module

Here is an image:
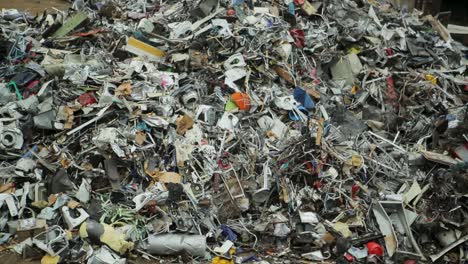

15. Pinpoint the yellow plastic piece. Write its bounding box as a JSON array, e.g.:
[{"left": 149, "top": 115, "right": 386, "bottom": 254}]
[
  {"left": 100, "top": 223, "right": 134, "bottom": 255},
  {"left": 41, "top": 255, "right": 60, "bottom": 264},
  {"left": 211, "top": 247, "right": 236, "bottom": 264},
  {"left": 125, "top": 37, "right": 166, "bottom": 60},
  {"left": 212, "top": 257, "right": 234, "bottom": 264},
  {"left": 425, "top": 74, "right": 437, "bottom": 84},
  {"left": 79, "top": 221, "right": 134, "bottom": 255},
  {"left": 351, "top": 155, "right": 363, "bottom": 167},
  {"left": 348, "top": 46, "right": 362, "bottom": 54}
]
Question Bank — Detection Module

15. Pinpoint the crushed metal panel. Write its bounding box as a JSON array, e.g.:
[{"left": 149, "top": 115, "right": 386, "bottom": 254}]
[{"left": 372, "top": 202, "right": 397, "bottom": 257}]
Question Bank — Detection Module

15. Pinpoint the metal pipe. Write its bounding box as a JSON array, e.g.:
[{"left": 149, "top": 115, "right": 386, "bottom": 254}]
[{"left": 147, "top": 234, "right": 207, "bottom": 257}]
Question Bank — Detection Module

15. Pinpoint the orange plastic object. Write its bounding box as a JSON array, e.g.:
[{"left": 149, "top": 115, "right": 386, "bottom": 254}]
[{"left": 231, "top": 92, "right": 251, "bottom": 110}]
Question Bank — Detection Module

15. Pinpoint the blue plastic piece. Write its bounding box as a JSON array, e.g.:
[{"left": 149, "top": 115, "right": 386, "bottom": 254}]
[
  {"left": 221, "top": 224, "right": 238, "bottom": 241},
  {"left": 242, "top": 255, "right": 260, "bottom": 262},
  {"left": 289, "top": 106, "right": 308, "bottom": 121},
  {"left": 288, "top": 2, "right": 295, "bottom": 15},
  {"left": 136, "top": 121, "right": 150, "bottom": 132},
  {"left": 293, "top": 87, "right": 315, "bottom": 110},
  {"left": 324, "top": 121, "right": 331, "bottom": 136},
  {"left": 446, "top": 114, "right": 456, "bottom": 121},
  {"left": 232, "top": 0, "right": 244, "bottom": 5}
]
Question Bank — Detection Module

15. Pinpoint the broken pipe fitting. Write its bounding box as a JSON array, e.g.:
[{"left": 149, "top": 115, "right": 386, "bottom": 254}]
[
  {"left": 181, "top": 90, "right": 199, "bottom": 108},
  {"left": 0, "top": 128, "right": 23, "bottom": 150}
]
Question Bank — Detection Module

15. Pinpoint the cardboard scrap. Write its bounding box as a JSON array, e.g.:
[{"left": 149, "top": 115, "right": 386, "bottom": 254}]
[{"left": 176, "top": 115, "right": 194, "bottom": 135}]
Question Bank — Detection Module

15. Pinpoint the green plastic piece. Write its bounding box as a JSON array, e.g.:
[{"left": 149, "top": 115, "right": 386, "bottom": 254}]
[
  {"left": 8, "top": 81, "right": 22, "bottom": 100},
  {"left": 225, "top": 99, "right": 238, "bottom": 111},
  {"left": 52, "top": 12, "right": 88, "bottom": 38}
]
